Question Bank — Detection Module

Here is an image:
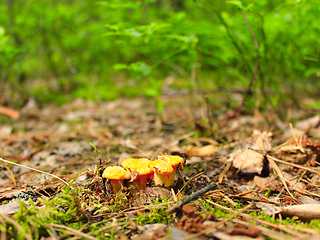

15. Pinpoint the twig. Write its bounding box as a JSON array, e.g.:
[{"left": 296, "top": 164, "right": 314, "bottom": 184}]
[
  {"left": 181, "top": 203, "right": 253, "bottom": 240},
  {"left": 205, "top": 199, "right": 314, "bottom": 239},
  {"left": 176, "top": 172, "right": 203, "bottom": 196},
  {"left": 219, "top": 192, "right": 237, "bottom": 207},
  {"left": 1, "top": 163, "right": 16, "bottom": 185},
  {"left": 49, "top": 223, "right": 99, "bottom": 240},
  {"left": 232, "top": 219, "right": 302, "bottom": 240},
  {"left": 289, "top": 122, "right": 305, "bottom": 153},
  {"left": 0, "top": 157, "right": 70, "bottom": 187},
  {"left": 89, "top": 222, "right": 128, "bottom": 236},
  {"left": 241, "top": 10, "right": 259, "bottom": 50},
  {"left": 218, "top": 161, "right": 232, "bottom": 184},
  {"left": 266, "top": 155, "right": 320, "bottom": 175},
  {"left": 166, "top": 181, "right": 217, "bottom": 214},
  {"left": 266, "top": 156, "right": 296, "bottom": 200},
  {"left": 0, "top": 106, "right": 20, "bottom": 119},
  {"left": 94, "top": 201, "right": 175, "bottom": 219},
  {"left": 233, "top": 10, "right": 260, "bottom": 115}
]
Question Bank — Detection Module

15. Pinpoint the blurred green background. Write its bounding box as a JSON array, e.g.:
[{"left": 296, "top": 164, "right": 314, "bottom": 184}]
[{"left": 0, "top": 0, "right": 319, "bottom": 109}]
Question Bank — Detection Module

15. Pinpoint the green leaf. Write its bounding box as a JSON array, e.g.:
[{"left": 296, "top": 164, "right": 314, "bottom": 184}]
[
  {"left": 113, "top": 63, "right": 129, "bottom": 71},
  {"left": 0, "top": 26, "right": 5, "bottom": 36},
  {"left": 227, "top": 0, "right": 243, "bottom": 9}
]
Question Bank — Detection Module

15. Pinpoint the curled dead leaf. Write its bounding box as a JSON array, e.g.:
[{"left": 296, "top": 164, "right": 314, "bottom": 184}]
[
  {"left": 185, "top": 144, "right": 219, "bottom": 157},
  {"left": 251, "top": 130, "right": 272, "bottom": 151},
  {"left": 230, "top": 149, "right": 265, "bottom": 174}
]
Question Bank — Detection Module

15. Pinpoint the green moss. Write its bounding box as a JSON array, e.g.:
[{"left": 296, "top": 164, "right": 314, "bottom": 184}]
[{"left": 135, "top": 199, "right": 174, "bottom": 225}]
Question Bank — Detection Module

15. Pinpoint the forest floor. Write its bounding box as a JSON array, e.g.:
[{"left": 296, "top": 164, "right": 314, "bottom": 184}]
[{"left": 1, "top": 94, "right": 320, "bottom": 239}]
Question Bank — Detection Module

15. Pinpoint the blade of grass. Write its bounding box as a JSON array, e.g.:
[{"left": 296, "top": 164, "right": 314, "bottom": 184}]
[
  {"left": 0, "top": 215, "right": 33, "bottom": 240},
  {"left": 49, "top": 223, "right": 99, "bottom": 240},
  {"left": 0, "top": 157, "right": 70, "bottom": 187}
]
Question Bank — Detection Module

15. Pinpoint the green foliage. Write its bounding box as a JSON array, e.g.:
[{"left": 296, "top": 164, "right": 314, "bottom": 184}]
[
  {"left": 0, "top": 26, "right": 19, "bottom": 76},
  {"left": 0, "top": 185, "right": 78, "bottom": 239},
  {"left": 0, "top": 0, "right": 319, "bottom": 106}
]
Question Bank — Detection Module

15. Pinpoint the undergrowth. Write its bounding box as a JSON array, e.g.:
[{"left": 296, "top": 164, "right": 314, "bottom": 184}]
[
  {"left": 135, "top": 199, "right": 174, "bottom": 226},
  {"left": 0, "top": 182, "right": 77, "bottom": 239},
  {"left": 2, "top": 182, "right": 320, "bottom": 239},
  {"left": 200, "top": 198, "right": 320, "bottom": 233}
]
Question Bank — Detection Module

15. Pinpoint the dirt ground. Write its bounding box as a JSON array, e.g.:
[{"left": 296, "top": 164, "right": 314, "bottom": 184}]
[{"left": 1, "top": 95, "right": 320, "bottom": 239}]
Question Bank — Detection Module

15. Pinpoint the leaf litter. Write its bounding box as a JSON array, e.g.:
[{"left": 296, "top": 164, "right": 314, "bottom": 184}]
[{"left": 1, "top": 96, "right": 320, "bottom": 239}]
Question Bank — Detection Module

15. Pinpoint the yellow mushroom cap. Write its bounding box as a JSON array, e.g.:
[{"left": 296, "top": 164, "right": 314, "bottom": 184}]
[
  {"left": 150, "top": 160, "right": 174, "bottom": 174},
  {"left": 158, "top": 155, "right": 185, "bottom": 169},
  {"left": 122, "top": 158, "right": 153, "bottom": 175},
  {"left": 102, "top": 166, "right": 131, "bottom": 180}
]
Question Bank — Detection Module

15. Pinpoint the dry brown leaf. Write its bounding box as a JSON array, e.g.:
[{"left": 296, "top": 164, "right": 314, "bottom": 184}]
[
  {"left": 230, "top": 149, "right": 264, "bottom": 174},
  {"left": 253, "top": 176, "right": 274, "bottom": 189},
  {"left": 255, "top": 203, "right": 281, "bottom": 216},
  {"left": 299, "top": 196, "right": 320, "bottom": 204},
  {"left": 295, "top": 115, "right": 320, "bottom": 131},
  {"left": 185, "top": 144, "right": 219, "bottom": 157},
  {"left": 0, "top": 200, "right": 30, "bottom": 215},
  {"left": 282, "top": 128, "right": 306, "bottom": 140},
  {"left": 0, "top": 125, "right": 13, "bottom": 136},
  {"left": 251, "top": 130, "right": 272, "bottom": 151},
  {"left": 282, "top": 172, "right": 305, "bottom": 191}
]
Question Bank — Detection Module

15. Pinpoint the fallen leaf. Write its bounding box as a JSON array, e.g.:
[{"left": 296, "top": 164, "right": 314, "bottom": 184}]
[
  {"left": 299, "top": 196, "right": 320, "bottom": 204},
  {"left": 253, "top": 176, "right": 274, "bottom": 188},
  {"left": 186, "top": 145, "right": 219, "bottom": 157},
  {"left": 251, "top": 130, "right": 272, "bottom": 151},
  {"left": 133, "top": 224, "right": 167, "bottom": 240},
  {"left": 0, "top": 200, "right": 30, "bottom": 215},
  {"left": 282, "top": 128, "right": 305, "bottom": 140},
  {"left": 0, "top": 125, "right": 13, "bottom": 136},
  {"left": 255, "top": 203, "right": 281, "bottom": 216},
  {"left": 295, "top": 115, "right": 320, "bottom": 131},
  {"left": 165, "top": 226, "right": 202, "bottom": 240},
  {"left": 230, "top": 149, "right": 265, "bottom": 174}
]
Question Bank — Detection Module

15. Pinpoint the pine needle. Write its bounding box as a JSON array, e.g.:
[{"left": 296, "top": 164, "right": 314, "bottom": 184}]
[{"left": 0, "top": 157, "right": 70, "bottom": 187}]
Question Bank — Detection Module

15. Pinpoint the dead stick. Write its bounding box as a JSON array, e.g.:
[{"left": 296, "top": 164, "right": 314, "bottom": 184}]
[
  {"left": 0, "top": 105, "right": 19, "bottom": 119},
  {"left": 166, "top": 182, "right": 217, "bottom": 214}
]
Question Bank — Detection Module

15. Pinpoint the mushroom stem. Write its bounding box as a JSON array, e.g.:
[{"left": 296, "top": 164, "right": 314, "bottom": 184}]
[
  {"left": 153, "top": 172, "right": 175, "bottom": 187},
  {"left": 135, "top": 175, "right": 149, "bottom": 190},
  {"left": 150, "top": 160, "right": 175, "bottom": 187},
  {"left": 110, "top": 180, "right": 125, "bottom": 193},
  {"left": 102, "top": 166, "right": 131, "bottom": 194}
]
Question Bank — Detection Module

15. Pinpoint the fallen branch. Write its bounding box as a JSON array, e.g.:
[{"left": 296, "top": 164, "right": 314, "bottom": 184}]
[{"left": 166, "top": 181, "right": 217, "bottom": 214}]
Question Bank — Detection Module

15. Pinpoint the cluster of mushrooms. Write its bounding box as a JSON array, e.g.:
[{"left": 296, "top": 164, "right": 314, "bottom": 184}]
[{"left": 102, "top": 155, "right": 185, "bottom": 194}]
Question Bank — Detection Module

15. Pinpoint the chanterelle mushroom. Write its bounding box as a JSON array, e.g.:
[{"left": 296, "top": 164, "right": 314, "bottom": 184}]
[
  {"left": 102, "top": 166, "right": 131, "bottom": 193},
  {"left": 149, "top": 160, "right": 174, "bottom": 187},
  {"left": 158, "top": 155, "right": 185, "bottom": 171},
  {"left": 122, "top": 158, "right": 153, "bottom": 190}
]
